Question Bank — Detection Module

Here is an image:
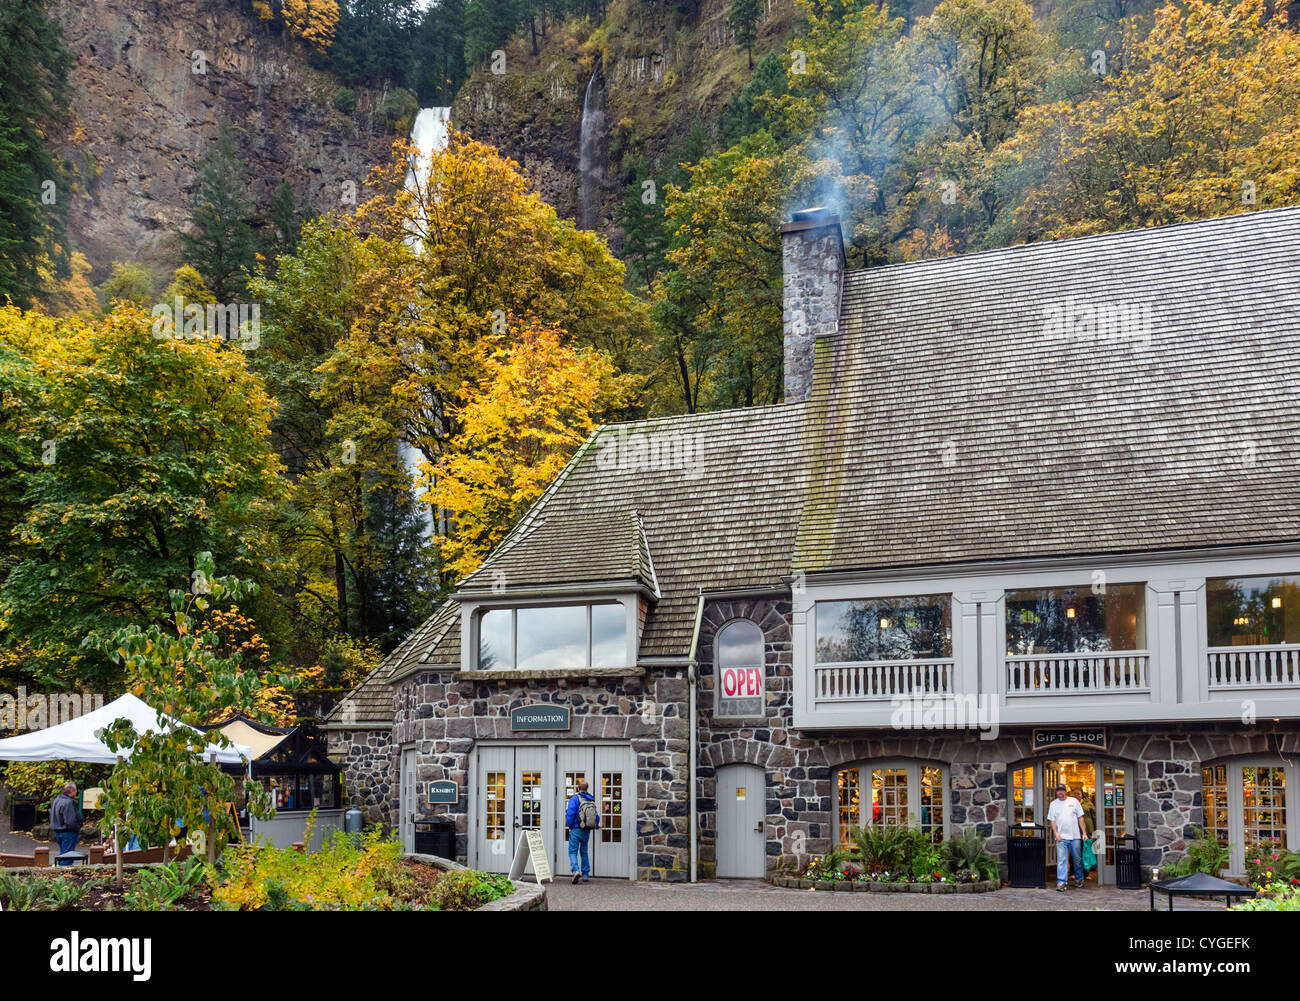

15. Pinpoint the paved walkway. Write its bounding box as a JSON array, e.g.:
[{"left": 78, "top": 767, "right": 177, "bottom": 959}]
[
  {"left": 546, "top": 878, "right": 1225, "bottom": 911},
  {"left": 0, "top": 812, "right": 47, "bottom": 855}
]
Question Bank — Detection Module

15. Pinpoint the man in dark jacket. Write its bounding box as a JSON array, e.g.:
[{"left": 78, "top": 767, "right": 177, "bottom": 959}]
[
  {"left": 564, "top": 780, "right": 598, "bottom": 884},
  {"left": 50, "top": 782, "right": 83, "bottom": 861}
]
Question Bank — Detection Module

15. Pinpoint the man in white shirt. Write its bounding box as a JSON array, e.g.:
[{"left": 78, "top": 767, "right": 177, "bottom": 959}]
[{"left": 1046, "top": 784, "right": 1088, "bottom": 891}]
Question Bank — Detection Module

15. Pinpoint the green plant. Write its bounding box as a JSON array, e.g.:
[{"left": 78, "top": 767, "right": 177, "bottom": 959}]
[
  {"left": 1244, "top": 837, "right": 1300, "bottom": 891},
  {"left": 1164, "top": 827, "right": 1231, "bottom": 878},
  {"left": 40, "top": 876, "right": 84, "bottom": 910},
  {"left": 124, "top": 856, "right": 208, "bottom": 910},
  {"left": 909, "top": 842, "right": 944, "bottom": 882},
  {"left": 0, "top": 873, "right": 45, "bottom": 910},
  {"left": 853, "top": 824, "right": 909, "bottom": 875},
  {"left": 426, "top": 869, "right": 514, "bottom": 911},
  {"left": 1238, "top": 886, "right": 1300, "bottom": 910},
  {"left": 331, "top": 87, "right": 356, "bottom": 115},
  {"left": 807, "top": 844, "right": 851, "bottom": 881},
  {"left": 942, "top": 828, "right": 1000, "bottom": 882}
]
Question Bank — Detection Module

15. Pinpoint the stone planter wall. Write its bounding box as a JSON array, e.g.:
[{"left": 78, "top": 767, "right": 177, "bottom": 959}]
[{"left": 404, "top": 851, "right": 547, "bottom": 911}]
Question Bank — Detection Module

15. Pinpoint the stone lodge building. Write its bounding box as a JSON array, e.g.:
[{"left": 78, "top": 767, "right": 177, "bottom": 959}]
[{"left": 326, "top": 206, "right": 1300, "bottom": 883}]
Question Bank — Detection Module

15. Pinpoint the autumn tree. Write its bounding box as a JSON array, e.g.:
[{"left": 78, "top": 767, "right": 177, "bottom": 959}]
[
  {"left": 248, "top": 220, "right": 436, "bottom": 654},
  {"left": 344, "top": 130, "right": 647, "bottom": 505},
  {"left": 0, "top": 303, "right": 287, "bottom": 689},
  {"left": 653, "top": 134, "right": 810, "bottom": 412},
  {"left": 1004, "top": 0, "right": 1300, "bottom": 239},
  {"left": 430, "top": 324, "right": 632, "bottom": 577},
  {"left": 284, "top": 0, "right": 341, "bottom": 51},
  {"left": 84, "top": 556, "right": 287, "bottom": 869}
]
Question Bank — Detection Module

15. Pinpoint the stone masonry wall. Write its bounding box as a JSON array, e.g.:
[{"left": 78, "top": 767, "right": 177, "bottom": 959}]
[
  {"left": 694, "top": 596, "right": 1300, "bottom": 876},
  {"left": 329, "top": 728, "right": 394, "bottom": 829},
  {"left": 392, "top": 669, "right": 691, "bottom": 880}
]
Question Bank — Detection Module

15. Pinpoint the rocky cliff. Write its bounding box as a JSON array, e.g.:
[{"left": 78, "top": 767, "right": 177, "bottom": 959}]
[
  {"left": 52, "top": 0, "right": 397, "bottom": 283},
  {"left": 452, "top": 0, "right": 798, "bottom": 246}
]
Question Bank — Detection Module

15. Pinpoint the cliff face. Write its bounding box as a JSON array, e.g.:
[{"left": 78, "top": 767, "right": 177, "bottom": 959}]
[
  {"left": 453, "top": 0, "right": 797, "bottom": 245},
  {"left": 52, "top": 0, "right": 395, "bottom": 283}
]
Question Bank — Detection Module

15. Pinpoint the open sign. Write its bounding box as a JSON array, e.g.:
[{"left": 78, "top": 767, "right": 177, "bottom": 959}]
[{"left": 722, "top": 663, "right": 759, "bottom": 707}]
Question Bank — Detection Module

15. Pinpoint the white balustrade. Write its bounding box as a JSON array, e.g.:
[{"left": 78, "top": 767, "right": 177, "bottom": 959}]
[
  {"left": 1207, "top": 645, "right": 1300, "bottom": 689},
  {"left": 814, "top": 659, "right": 955, "bottom": 701},
  {"left": 1005, "top": 651, "right": 1149, "bottom": 694}
]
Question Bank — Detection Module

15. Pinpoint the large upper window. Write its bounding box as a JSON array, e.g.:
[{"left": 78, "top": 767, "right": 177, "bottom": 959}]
[
  {"left": 477, "top": 603, "right": 627, "bottom": 669},
  {"left": 1207, "top": 575, "right": 1300, "bottom": 647},
  {"left": 1004, "top": 584, "right": 1145, "bottom": 655},
  {"left": 816, "top": 595, "right": 952, "bottom": 663}
]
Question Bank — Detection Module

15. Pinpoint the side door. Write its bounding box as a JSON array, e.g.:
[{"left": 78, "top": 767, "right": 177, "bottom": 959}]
[
  {"left": 555, "top": 745, "right": 593, "bottom": 878},
  {"left": 1096, "top": 762, "right": 1130, "bottom": 886},
  {"left": 716, "top": 763, "right": 766, "bottom": 878},
  {"left": 513, "top": 745, "right": 551, "bottom": 877},
  {"left": 400, "top": 746, "right": 417, "bottom": 853},
  {"left": 595, "top": 745, "right": 633, "bottom": 878},
  {"left": 477, "top": 746, "right": 515, "bottom": 874}
]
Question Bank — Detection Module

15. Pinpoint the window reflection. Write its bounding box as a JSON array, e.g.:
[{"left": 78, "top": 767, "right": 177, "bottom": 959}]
[
  {"left": 816, "top": 596, "right": 952, "bottom": 663},
  {"left": 476, "top": 603, "right": 628, "bottom": 670},
  {"left": 518, "top": 606, "right": 586, "bottom": 669},
  {"left": 1004, "top": 584, "right": 1145, "bottom": 655},
  {"left": 1207, "top": 576, "right": 1300, "bottom": 646}
]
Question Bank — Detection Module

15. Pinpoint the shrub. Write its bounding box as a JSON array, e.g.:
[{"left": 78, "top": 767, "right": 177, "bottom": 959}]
[
  {"left": 427, "top": 869, "right": 514, "bottom": 911},
  {"left": 125, "top": 856, "right": 207, "bottom": 911},
  {"left": 41, "top": 876, "right": 84, "bottom": 911},
  {"left": 806, "top": 844, "right": 851, "bottom": 881},
  {"left": 1163, "top": 827, "right": 1231, "bottom": 878},
  {"left": 0, "top": 873, "right": 45, "bottom": 910},
  {"left": 210, "top": 827, "right": 404, "bottom": 910},
  {"left": 1238, "top": 886, "right": 1300, "bottom": 910},
  {"left": 1244, "top": 837, "right": 1300, "bottom": 891},
  {"left": 332, "top": 87, "right": 356, "bottom": 115},
  {"left": 942, "top": 828, "right": 1000, "bottom": 882},
  {"left": 378, "top": 88, "right": 418, "bottom": 132}
]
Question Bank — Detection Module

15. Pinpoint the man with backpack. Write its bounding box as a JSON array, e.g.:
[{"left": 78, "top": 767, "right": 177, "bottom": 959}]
[{"left": 565, "top": 779, "right": 600, "bottom": 884}]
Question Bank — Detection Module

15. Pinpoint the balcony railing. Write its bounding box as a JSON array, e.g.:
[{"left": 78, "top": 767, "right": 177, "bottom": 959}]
[
  {"left": 814, "top": 659, "right": 955, "bottom": 701},
  {"left": 1207, "top": 644, "right": 1300, "bottom": 690},
  {"left": 1005, "top": 651, "right": 1150, "bottom": 695}
]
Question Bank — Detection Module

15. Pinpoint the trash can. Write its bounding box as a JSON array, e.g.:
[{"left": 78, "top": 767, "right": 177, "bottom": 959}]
[
  {"left": 1009, "top": 823, "right": 1048, "bottom": 888},
  {"left": 413, "top": 818, "right": 455, "bottom": 859},
  {"left": 1115, "top": 834, "right": 1141, "bottom": 889},
  {"left": 9, "top": 797, "right": 36, "bottom": 832}
]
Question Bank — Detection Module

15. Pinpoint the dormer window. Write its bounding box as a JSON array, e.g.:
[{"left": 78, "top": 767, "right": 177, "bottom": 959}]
[{"left": 476, "top": 602, "right": 628, "bottom": 670}]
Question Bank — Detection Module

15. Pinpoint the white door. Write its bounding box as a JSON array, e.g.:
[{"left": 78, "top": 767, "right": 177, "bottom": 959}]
[
  {"left": 400, "top": 747, "right": 417, "bottom": 853},
  {"left": 555, "top": 746, "right": 592, "bottom": 878},
  {"left": 594, "top": 745, "right": 634, "bottom": 878},
  {"left": 513, "top": 747, "right": 550, "bottom": 877},
  {"left": 716, "top": 763, "right": 766, "bottom": 878},
  {"left": 477, "top": 746, "right": 515, "bottom": 874}
]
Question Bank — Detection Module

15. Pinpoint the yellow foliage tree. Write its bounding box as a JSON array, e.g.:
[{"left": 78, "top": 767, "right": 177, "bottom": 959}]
[
  {"left": 283, "top": 0, "right": 339, "bottom": 52},
  {"left": 429, "top": 324, "right": 633, "bottom": 579},
  {"left": 1005, "top": 0, "right": 1300, "bottom": 238}
]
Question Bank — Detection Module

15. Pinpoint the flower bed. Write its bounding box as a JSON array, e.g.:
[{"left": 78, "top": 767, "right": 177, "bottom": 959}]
[
  {"left": 770, "top": 873, "right": 1000, "bottom": 893},
  {"left": 772, "top": 825, "right": 1002, "bottom": 894}
]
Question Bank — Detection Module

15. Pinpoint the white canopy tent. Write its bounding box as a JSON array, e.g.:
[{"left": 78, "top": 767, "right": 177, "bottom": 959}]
[{"left": 0, "top": 693, "right": 251, "bottom": 765}]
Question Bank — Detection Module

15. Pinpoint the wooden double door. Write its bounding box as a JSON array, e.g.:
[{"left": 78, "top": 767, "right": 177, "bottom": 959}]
[
  {"left": 474, "top": 743, "right": 634, "bottom": 879},
  {"left": 1011, "top": 757, "right": 1132, "bottom": 885}
]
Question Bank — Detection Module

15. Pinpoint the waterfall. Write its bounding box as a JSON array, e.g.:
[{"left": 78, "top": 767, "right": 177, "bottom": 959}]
[
  {"left": 578, "top": 70, "right": 606, "bottom": 230},
  {"left": 401, "top": 107, "right": 452, "bottom": 538}
]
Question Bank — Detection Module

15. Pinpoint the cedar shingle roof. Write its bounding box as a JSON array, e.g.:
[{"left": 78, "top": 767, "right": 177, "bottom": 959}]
[{"left": 336, "top": 206, "right": 1300, "bottom": 721}]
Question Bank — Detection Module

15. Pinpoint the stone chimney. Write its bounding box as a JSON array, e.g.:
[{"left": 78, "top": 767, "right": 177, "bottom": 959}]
[{"left": 780, "top": 207, "right": 845, "bottom": 403}]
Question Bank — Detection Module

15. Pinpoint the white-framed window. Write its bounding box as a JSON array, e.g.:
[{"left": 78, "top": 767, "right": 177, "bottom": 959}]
[
  {"left": 714, "top": 619, "right": 765, "bottom": 718},
  {"left": 816, "top": 595, "right": 952, "bottom": 663},
  {"left": 1206, "top": 575, "right": 1300, "bottom": 646},
  {"left": 1004, "top": 583, "right": 1146, "bottom": 655},
  {"left": 834, "top": 760, "right": 948, "bottom": 847},
  {"left": 475, "top": 602, "right": 627, "bottom": 669},
  {"left": 1200, "top": 757, "right": 1290, "bottom": 873}
]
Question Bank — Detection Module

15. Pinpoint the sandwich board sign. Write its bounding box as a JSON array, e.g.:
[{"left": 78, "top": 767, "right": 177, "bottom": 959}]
[{"left": 509, "top": 829, "right": 552, "bottom": 884}]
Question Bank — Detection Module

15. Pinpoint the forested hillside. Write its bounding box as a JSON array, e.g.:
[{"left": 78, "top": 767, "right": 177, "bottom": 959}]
[{"left": 2, "top": 0, "right": 1299, "bottom": 714}]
